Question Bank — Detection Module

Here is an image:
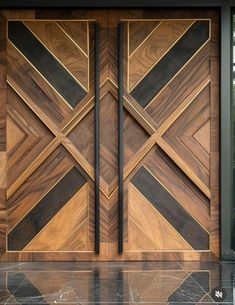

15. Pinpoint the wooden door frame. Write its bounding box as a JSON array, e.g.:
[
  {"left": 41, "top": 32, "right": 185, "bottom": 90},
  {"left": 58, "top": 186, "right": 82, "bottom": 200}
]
[{"left": 0, "top": 0, "right": 233, "bottom": 261}]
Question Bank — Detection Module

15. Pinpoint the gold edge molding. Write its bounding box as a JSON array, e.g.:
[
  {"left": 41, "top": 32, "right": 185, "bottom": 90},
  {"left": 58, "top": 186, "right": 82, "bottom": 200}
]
[
  {"left": 129, "top": 20, "right": 197, "bottom": 92},
  {"left": 55, "top": 21, "right": 89, "bottom": 57}
]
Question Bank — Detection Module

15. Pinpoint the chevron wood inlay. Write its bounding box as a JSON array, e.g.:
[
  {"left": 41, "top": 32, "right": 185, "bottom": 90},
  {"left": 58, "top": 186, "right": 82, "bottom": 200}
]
[{"left": 0, "top": 9, "right": 219, "bottom": 262}]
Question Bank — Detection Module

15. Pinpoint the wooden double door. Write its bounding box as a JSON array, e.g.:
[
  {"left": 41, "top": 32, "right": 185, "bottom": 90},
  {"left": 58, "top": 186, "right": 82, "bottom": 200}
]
[{"left": 0, "top": 9, "right": 219, "bottom": 261}]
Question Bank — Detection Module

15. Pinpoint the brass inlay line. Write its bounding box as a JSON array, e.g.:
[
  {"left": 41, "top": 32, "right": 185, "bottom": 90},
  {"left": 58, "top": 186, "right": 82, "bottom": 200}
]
[
  {"left": 55, "top": 21, "right": 89, "bottom": 57},
  {"left": 123, "top": 135, "right": 156, "bottom": 180},
  {"left": 22, "top": 21, "right": 89, "bottom": 93},
  {"left": 145, "top": 30, "right": 211, "bottom": 110},
  {"left": 143, "top": 166, "right": 210, "bottom": 234},
  {"left": 8, "top": 40, "right": 74, "bottom": 110},
  {"left": 22, "top": 183, "right": 88, "bottom": 252},
  {"left": 124, "top": 95, "right": 156, "bottom": 134},
  {"left": 192, "top": 119, "right": 211, "bottom": 155},
  {"left": 7, "top": 19, "right": 96, "bottom": 21},
  {"left": 100, "top": 77, "right": 118, "bottom": 89},
  {"left": 128, "top": 21, "right": 162, "bottom": 58},
  {"left": 121, "top": 18, "right": 212, "bottom": 21},
  {"left": 155, "top": 76, "right": 211, "bottom": 137},
  {"left": 7, "top": 137, "right": 61, "bottom": 199},
  {"left": 61, "top": 96, "right": 94, "bottom": 135},
  {"left": 7, "top": 78, "right": 60, "bottom": 136},
  {"left": 7, "top": 165, "right": 74, "bottom": 236},
  {"left": 129, "top": 20, "right": 196, "bottom": 92}
]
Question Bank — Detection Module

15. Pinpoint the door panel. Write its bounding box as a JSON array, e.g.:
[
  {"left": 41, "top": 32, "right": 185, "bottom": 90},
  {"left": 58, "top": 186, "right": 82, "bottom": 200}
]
[
  {"left": 119, "top": 10, "right": 219, "bottom": 261},
  {"left": 0, "top": 9, "right": 219, "bottom": 261}
]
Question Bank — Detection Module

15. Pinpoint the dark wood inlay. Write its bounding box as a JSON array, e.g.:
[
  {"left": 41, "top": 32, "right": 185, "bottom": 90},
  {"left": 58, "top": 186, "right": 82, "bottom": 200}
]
[
  {"left": 131, "top": 167, "right": 209, "bottom": 250},
  {"left": 8, "top": 21, "right": 86, "bottom": 108},
  {"left": 130, "top": 21, "right": 209, "bottom": 108},
  {"left": 8, "top": 167, "right": 86, "bottom": 250}
]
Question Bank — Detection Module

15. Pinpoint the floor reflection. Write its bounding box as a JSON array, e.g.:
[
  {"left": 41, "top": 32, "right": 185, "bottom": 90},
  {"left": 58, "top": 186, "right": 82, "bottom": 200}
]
[{"left": 0, "top": 261, "right": 234, "bottom": 304}]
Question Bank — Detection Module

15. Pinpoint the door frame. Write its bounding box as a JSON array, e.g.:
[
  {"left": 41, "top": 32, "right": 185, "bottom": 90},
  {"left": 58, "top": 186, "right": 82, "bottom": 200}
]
[{"left": 0, "top": 0, "right": 234, "bottom": 261}]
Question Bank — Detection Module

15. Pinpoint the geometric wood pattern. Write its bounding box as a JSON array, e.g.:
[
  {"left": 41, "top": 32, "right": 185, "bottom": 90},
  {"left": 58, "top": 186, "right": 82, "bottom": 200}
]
[{"left": 0, "top": 9, "right": 220, "bottom": 261}]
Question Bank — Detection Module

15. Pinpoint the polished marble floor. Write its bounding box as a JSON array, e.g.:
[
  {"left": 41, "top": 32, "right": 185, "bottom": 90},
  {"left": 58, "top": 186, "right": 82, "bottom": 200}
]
[{"left": 0, "top": 261, "right": 234, "bottom": 304}]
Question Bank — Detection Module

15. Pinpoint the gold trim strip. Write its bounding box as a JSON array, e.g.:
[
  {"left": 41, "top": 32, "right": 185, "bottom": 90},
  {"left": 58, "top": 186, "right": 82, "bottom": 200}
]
[
  {"left": 100, "top": 77, "right": 118, "bottom": 89},
  {"left": 121, "top": 18, "right": 212, "bottom": 21},
  {"left": 7, "top": 78, "right": 60, "bottom": 136},
  {"left": 124, "top": 95, "right": 156, "bottom": 134},
  {"left": 156, "top": 137, "right": 211, "bottom": 199},
  {"left": 155, "top": 76, "right": 211, "bottom": 137},
  {"left": 22, "top": 21, "right": 89, "bottom": 93},
  {"left": 129, "top": 20, "right": 196, "bottom": 92},
  {"left": 55, "top": 21, "right": 88, "bottom": 57},
  {"left": 128, "top": 21, "right": 162, "bottom": 58},
  {"left": 7, "top": 137, "right": 61, "bottom": 199},
  {"left": 7, "top": 19, "right": 96, "bottom": 21}
]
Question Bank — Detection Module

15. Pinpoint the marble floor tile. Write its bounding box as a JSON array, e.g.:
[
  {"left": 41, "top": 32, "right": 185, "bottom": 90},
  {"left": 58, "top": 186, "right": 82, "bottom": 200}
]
[{"left": 0, "top": 261, "right": 234, "bottom": 304}]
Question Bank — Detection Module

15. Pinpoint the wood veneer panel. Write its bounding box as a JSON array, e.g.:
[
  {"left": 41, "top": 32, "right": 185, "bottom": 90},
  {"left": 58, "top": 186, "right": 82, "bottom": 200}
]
[
  {"left": 0, "top": 15, "right": 6, "bottom": 89},
  {"left": 129, "top": 21, "right": 160, "bottom": 55},
  {"left": 57, "top": 21, "right": 88, "bottom": 55},
  {"left": 146, "top": 147, "right": 210, "bottom": 231},
  {"left": 8, "top": 21, "right": 86, "bottom": 108},
  {"left": 146, "top": 43, "right": 210, "bottom": 127},
  {"left": 131, "top": 21, "right": 210, "bottom": 107},
  {"left": 24, "top": 21, "right": 89, "bottom": 90},
  {"left": 7, "top": 87, "right": 54, "bottom": 187},
  {"left": 0, "top": 89, "right": 6, "bottom": 151},
  {"left": 7, "top": 147, "right": 73, "bottom": 231},
  {"left": 163, "top": 85, "right": 210, "bottom": 187},
  {"left": 7, "top": 43, "right": 71, "bottom": 125},
  {"left": 128, "top": 184, "right": 192, "bottom": 250},
  {"left": 8, "top": 167, "right": 86, "bottom": 250},
  {"left": 129, "top": 20, "right": 194, "bottom": 90},
  {"left": 24, "top": 184, "right": 89, "bottom": 251},
  {"left": 131, "top": 167, "right": 209, "bottom": 250},
  {"left": 0, "top": 189, "right": 6, "bottom": 254}
]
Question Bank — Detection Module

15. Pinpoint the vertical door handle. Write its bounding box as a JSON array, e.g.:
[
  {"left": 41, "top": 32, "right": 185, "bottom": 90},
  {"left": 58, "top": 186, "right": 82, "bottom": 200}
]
[
  {"left": 118, "top": 23, "right": 124, "bottom": 254},
  {"left": 95, "top": 23, "right": 100, "bottom": 254}
]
